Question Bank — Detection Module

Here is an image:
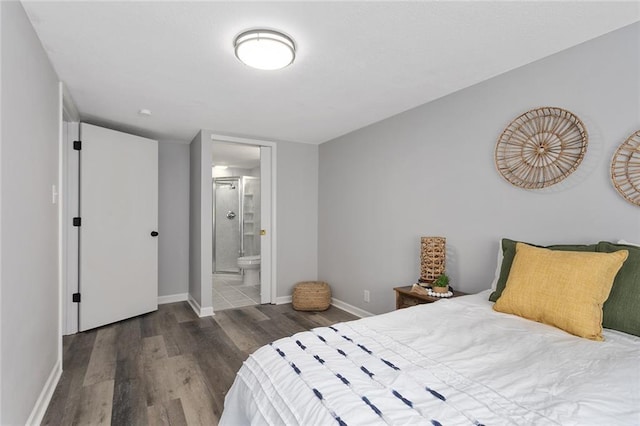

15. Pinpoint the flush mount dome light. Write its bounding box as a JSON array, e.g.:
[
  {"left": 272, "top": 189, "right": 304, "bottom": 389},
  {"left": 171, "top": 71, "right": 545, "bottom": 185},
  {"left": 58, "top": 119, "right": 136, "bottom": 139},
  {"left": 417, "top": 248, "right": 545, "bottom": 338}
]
[{"left": 234, "top": 29, "right": 296, "bottom": 70}]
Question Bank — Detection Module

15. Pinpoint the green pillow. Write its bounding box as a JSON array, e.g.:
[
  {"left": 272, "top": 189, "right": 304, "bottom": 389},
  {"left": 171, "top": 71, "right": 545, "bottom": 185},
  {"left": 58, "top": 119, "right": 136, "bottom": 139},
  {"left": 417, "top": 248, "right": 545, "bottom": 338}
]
[
  {"left": 489, "top": 238, "right": 598, "bottom": 302},
  {"left": 597, "top": 241, "right": 640, "bottom": 337}
]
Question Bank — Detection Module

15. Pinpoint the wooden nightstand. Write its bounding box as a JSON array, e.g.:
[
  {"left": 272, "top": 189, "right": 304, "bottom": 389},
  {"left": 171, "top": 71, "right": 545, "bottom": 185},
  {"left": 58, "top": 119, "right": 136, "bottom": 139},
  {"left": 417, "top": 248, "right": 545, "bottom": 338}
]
[{"left": 394, "top": 285, "right": 467, "bottom": 309}]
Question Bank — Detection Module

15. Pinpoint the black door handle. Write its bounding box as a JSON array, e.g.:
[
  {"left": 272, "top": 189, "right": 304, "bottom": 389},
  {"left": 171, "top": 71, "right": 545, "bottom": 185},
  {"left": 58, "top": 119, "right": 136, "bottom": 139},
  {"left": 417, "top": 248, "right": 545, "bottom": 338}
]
[{"left": 151, "top": 231, "right": 159, "bottom": 237}]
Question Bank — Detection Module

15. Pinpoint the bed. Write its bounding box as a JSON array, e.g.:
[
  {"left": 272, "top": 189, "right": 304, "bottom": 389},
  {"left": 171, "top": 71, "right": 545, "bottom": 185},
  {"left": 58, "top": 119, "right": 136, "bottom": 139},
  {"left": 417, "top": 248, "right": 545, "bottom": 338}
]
[{"left": 220, "top": 241, "right": 640, "bottom": 425}]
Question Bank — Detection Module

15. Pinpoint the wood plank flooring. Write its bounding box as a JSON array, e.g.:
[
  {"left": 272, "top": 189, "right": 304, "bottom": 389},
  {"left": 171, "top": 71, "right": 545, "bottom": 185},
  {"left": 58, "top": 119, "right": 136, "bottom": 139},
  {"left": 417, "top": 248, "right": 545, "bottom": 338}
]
[{"left": 42, "top": 302, "right": 358, "bottom": 425}]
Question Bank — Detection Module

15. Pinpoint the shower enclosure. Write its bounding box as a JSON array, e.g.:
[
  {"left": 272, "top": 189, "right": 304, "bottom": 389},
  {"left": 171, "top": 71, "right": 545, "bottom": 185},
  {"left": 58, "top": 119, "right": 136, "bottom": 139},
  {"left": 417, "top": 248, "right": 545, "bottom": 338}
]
[{"left": 213, "top": 176, "right": 260, "bottom": 274}]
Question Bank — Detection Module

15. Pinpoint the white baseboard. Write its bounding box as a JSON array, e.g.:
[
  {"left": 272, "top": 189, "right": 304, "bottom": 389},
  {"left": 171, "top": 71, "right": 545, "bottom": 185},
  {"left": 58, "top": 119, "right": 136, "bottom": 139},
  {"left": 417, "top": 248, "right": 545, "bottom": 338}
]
[
  {"left": 331, "top": 298, "right": 374, "bottom": 318},
  {"left": 275, "top": 295, "right": 292, "bottom": 305},
  {"left": 158, "top": 292, "right": 188, "bottom": 305},
  {"left": 275, "top": 295, "right": 373, "bottom": 318},
  {"left": 187, "top": 294, "right": 215, "bottom": 317},
  {"left": 26, "top": 359, "right": 62, "bottom": 426}
]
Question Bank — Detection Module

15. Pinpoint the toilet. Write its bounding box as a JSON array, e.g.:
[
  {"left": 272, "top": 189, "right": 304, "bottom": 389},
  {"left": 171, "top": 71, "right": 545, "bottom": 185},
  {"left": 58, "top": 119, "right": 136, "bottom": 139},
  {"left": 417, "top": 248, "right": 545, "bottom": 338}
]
[{"left": 237, "top": 255, "right": 261, "bottom": 286}]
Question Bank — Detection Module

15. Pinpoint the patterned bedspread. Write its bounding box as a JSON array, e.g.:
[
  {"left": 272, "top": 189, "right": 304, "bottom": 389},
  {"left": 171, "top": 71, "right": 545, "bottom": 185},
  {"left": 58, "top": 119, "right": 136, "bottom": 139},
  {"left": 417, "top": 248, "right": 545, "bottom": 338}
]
[{"left": 221, "top": 291, "right": 640, "bottom": 425}]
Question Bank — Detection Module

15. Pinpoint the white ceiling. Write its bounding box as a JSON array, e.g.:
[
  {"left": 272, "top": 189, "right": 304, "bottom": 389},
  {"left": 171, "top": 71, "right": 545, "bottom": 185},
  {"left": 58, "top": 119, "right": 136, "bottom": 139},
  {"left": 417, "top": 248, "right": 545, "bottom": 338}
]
[{"left": 22, "top": 1, "right": 639, "bottom": 145}]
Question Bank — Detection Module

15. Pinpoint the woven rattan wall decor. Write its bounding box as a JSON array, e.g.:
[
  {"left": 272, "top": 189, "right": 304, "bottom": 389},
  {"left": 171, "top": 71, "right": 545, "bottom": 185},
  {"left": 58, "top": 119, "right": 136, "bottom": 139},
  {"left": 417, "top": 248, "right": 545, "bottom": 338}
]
[
  {"left": 495, "top": 107, "right": 588, "bottom": 189},
  {"left": 611, "top": 130, "right": 640, "bottom": 206}
]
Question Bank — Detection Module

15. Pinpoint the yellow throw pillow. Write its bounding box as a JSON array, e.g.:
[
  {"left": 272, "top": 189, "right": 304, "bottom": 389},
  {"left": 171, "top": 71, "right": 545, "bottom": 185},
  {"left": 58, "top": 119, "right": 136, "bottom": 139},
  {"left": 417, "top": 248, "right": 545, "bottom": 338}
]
[{"left": 494, "top": 242, "right": 628, "bottom": 341}]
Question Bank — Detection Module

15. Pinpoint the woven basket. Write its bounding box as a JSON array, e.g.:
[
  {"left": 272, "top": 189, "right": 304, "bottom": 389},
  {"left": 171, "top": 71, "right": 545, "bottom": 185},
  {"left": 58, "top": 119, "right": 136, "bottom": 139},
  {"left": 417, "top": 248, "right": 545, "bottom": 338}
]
[{"left": 292, "top": 281, "right": 331, "bottom": 311}]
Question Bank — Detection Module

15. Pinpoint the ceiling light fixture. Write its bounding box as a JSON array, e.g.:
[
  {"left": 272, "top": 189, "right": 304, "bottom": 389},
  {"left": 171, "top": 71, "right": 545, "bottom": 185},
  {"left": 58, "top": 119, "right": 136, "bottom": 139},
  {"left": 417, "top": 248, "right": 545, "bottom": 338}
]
[{"left": 234, "top": 29, "right": 296, "bottom": 71}]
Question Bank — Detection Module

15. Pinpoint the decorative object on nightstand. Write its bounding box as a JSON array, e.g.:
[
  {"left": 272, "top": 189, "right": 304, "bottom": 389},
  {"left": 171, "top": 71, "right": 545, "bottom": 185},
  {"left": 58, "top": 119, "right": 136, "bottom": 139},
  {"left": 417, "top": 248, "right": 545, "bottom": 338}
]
[
  {"left": 395, "top": 285, "right": 466, "bottom": 309},
  {"left": 610, "top": 130, "right": 640, "bottom": 207},
  {"left": 410, "top": 284, "right": 429, "bottom": 296},
  {"left": 495, "top": 107, "right": 588, "bottom": 189},
  {"left": 432, "top": 274, "right": 449, "bottom": 292},
  {"left": 419, "top": 236, "right": 446, "bottom": 284},
  {"left": 428, "top": 274, "right": 453, "bottom": 297},
  {"left": 292, "top": 281, "right": 331, "bottom": 311}
]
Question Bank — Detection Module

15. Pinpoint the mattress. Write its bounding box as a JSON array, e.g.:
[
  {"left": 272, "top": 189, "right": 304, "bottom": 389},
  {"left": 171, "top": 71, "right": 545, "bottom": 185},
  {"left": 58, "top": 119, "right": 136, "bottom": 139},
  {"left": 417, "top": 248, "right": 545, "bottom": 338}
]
[{"left": 220, "top": 290, "right": 640, "bottom": 425}]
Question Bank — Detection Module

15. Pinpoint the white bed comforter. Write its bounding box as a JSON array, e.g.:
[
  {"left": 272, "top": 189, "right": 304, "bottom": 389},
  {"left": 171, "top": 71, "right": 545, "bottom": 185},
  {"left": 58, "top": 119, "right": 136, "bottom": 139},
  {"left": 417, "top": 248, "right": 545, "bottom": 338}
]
[{"left": 220, "top": 291, "right": 640, "bottom": 425}]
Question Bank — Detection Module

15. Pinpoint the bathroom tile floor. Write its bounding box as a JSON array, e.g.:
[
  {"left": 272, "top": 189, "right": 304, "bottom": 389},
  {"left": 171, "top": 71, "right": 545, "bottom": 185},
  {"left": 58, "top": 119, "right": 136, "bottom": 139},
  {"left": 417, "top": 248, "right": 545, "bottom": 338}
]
[{"left": 212, "top": 274, "right": 261, "bottom": 311}]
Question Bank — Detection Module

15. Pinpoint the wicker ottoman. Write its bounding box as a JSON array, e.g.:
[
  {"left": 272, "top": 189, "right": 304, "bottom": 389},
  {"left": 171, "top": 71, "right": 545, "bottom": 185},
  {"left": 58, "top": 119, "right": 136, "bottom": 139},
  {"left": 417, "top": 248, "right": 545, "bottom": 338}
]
[{"left": 292, "top": 281, "right": 332, "bottom": 311}]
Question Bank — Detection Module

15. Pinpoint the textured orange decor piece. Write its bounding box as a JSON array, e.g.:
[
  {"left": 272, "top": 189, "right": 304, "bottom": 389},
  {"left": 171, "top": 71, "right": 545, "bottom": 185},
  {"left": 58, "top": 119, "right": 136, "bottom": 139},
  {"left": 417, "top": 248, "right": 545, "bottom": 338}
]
[
  {"left": 419, "top": 237, "right": 446, "bottom": 284},
  {"left": 495, "top": 107, "right": 588, "bottom": 189},
  {"left": 611, "top": 130, "right": 640, "bottom": 207}
]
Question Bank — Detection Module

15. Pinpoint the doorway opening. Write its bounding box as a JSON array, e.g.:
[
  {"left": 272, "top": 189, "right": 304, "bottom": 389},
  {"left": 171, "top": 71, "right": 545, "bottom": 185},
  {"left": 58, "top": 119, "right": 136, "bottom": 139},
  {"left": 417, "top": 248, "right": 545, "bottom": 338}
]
[{"left": 211, "top": 141, "right": 268, "bottom": 311}]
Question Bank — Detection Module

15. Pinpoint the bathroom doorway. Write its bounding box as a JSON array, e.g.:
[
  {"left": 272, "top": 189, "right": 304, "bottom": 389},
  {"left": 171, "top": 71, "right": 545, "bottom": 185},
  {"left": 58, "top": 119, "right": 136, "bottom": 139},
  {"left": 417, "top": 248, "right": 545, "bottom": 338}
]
[{"left": 212, "top": 142, "right": 262, "bottom": 310}]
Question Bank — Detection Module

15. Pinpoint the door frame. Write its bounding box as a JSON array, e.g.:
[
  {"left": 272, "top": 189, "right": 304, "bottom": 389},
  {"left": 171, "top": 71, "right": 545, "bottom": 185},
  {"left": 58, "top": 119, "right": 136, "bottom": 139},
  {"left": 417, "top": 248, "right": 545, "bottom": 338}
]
[
  {"left": 210, "top": 134, "right": 277, "bottom": 305},
  {"left": 59, "top": 83, "right": 80, "bottom": 336}
]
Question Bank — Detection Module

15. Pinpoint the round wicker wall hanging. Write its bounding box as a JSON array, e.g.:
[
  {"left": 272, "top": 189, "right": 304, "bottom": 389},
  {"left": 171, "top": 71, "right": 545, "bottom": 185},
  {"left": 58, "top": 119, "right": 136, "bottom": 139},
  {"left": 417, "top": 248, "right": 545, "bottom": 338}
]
[
  {"left": 495, "top": 107, "right": 588, "bottom": 189},
  {"left": 611, "top": 130, "right": 640, "bottom": 206}
]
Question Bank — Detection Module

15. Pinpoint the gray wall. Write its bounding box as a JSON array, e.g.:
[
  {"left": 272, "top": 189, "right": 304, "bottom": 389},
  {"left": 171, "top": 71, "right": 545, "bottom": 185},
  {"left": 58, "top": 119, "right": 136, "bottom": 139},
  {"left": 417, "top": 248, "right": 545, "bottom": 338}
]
[
  {"left": 276, "top": 140, "right": 319, "bottom": 297},
  {"left": 1, "top": 2, "right": 60, "bottom": 423},
  {"left": 318, "top": 23, "right": 640, "bottom": 315},
  {"left": 158, "top": 141, "right": 190, "bottom": 297},
  {"left": 189, "top": 132, "right": 213, "bottom": 309}
]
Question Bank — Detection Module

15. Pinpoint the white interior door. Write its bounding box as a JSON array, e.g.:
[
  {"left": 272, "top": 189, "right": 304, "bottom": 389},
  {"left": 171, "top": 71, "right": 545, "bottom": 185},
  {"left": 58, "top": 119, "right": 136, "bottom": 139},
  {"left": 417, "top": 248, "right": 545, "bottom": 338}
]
[
  {"left": 79, "top": 123, "right": 158, "bottom": 331},
  {"left": 260, "top": 146, "right": 272, "bottom": 304}
]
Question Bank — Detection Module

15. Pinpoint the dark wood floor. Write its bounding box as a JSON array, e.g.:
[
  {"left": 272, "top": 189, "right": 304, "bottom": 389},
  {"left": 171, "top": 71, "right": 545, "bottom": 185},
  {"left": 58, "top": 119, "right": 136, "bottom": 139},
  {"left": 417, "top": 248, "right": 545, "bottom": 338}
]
[{"left": 42, "top": 302, "right": 358, "bottom": 425}]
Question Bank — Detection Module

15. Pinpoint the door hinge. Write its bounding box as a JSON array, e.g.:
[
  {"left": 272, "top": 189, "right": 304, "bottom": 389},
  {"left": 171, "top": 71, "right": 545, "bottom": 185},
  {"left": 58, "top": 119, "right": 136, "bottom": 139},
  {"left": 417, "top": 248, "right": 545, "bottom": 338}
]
[
  {"left": 73, "top": 217, "right": 81, "bottom": 227},
  {"left": 73, "top": 140, "right": 82, "bottom": 150},
  {"left": 72, "top": 293, "right": 81, "bottom": 303}
]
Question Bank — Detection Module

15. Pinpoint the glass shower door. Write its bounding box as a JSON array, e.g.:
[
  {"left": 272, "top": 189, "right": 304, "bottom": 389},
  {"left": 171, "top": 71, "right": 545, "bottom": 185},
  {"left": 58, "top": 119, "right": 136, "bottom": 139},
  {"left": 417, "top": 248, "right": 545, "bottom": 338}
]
[{"left": 214, "top": 178, "right": 241, "bottom": 273}]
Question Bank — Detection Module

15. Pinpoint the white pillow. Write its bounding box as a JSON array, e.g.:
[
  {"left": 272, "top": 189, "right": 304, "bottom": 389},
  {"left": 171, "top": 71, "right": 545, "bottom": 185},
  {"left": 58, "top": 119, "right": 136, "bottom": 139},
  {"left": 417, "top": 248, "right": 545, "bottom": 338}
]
[
  {"left": 489, "top": 239, "right": 504, "bottom": 291},
  {"left": 618, "top": 240, "right": 640, "bottom": 247}
]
